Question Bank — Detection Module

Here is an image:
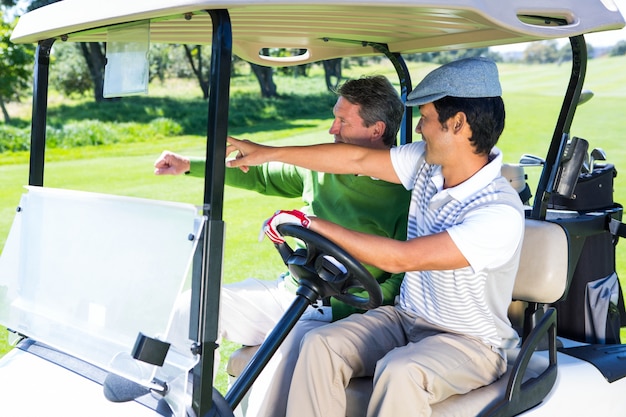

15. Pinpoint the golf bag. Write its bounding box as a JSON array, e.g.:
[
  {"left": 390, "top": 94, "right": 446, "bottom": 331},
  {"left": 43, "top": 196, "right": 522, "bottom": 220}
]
[{"left": 549, "top": 163, "right": 626, "bottom": 344}]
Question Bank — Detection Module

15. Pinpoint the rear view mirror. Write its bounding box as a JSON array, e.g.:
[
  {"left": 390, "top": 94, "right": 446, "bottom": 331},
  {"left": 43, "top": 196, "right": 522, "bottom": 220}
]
[{"left": 103, "top": 21, "right": 150, "bottom": 98}]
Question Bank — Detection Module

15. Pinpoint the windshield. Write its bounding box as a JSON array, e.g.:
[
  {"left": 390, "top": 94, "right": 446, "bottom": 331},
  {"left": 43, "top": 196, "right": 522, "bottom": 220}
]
[{"left": 0, "top": 186, "right": 203, "bottom": 388}]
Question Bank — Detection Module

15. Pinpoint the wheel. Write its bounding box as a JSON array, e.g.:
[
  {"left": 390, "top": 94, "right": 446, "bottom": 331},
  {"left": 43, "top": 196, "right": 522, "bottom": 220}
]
[{"left": 275, "top": 224, "right": 382, "bottom": 310}]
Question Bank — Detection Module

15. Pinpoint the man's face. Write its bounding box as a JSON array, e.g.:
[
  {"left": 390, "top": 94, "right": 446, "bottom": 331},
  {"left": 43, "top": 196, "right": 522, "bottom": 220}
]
[
  {"left": 328, "top": 96, "right": 383, "bottom": 149},
  {"left": 415, "top": 102, "right": 455, "bottom": 165}
]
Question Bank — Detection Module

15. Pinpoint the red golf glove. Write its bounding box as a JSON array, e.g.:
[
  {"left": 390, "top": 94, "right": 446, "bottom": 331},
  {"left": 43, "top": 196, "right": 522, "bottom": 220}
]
[{"left": 262, "top": 209, "right": 312, "bottom": 244}]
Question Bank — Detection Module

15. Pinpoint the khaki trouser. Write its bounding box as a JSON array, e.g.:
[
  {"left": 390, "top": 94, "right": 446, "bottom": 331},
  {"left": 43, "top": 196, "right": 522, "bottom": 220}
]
[{"left": 286, "top": 305, "right": 506, "bottom": 417}]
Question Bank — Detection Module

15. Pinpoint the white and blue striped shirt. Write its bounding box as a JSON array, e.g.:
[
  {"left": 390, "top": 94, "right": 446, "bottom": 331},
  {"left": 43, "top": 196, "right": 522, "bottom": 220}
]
[{"left": 390, "top": 141, "right": 524, "bottom": 349}]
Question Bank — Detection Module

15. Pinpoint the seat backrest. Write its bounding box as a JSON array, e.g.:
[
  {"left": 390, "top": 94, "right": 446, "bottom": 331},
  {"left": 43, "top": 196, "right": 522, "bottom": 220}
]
[{"left": 513, "top": 219, "right": 569, "bottom": 304}]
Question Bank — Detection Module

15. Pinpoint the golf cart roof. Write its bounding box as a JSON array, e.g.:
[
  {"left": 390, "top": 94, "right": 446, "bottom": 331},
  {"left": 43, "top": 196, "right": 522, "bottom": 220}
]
[{"left": 11, "top": 0, "right": 625, "bottom": 66}]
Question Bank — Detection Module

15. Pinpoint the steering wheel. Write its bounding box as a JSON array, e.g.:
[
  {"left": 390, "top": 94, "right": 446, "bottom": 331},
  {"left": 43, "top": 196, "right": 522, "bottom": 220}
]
[
  {"left": 225, "top": 224, "right": 383, "bottom": 410},
  {"left": 275, "top": 224, "right": 382, "bottom": 310}
]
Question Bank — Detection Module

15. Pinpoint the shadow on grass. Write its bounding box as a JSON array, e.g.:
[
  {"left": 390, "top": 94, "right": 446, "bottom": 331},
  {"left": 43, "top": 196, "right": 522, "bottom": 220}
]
[{"left": 38, "top": 91, "right": 338, "bottom": 137}]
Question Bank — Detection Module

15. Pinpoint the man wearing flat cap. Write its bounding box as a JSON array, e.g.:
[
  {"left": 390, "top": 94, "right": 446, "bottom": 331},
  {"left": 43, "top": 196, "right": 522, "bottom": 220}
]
[{"left": 227, "top": 57, "right": 525, "bottom": 417}]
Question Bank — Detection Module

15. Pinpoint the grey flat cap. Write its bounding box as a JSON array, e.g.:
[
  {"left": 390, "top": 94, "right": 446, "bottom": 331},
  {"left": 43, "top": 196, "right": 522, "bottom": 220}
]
[{"left": 406, "top": 57, "right": 502, "bottom": 107}]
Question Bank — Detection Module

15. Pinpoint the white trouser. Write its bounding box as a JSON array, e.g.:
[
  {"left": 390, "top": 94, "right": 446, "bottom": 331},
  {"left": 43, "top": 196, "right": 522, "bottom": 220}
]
[
  {"left": 246, "top": 319, "right": 328, "bottom": 417},
  {"left": 220, "top": 276, "right": 296, "bottom": 346},
  {"left": 167, "top": 276, "right": 296, "bottom": 384}
]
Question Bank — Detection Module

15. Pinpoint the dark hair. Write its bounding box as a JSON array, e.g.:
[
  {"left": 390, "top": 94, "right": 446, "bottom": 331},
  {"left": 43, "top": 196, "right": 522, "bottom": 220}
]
[
  {"left": 336, "top": 76, "right": 404, "bottom": 147},
  {"left": 433, "top": 96, "right": 505, "bottom": 155}
]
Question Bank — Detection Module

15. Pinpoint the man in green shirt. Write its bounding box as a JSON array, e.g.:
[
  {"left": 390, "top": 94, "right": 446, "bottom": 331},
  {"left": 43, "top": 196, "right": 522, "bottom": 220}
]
[{"left": 154, "top": 75, "right": 410, "bottom": 417}]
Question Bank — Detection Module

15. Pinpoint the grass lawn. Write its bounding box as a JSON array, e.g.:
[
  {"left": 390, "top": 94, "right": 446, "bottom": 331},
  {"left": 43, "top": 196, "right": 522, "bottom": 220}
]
[{"left": 2, "top": 55, "right": 626, "bottom": 395}]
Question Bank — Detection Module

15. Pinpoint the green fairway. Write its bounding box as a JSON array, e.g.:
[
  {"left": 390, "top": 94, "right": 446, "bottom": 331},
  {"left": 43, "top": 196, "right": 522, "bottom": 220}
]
[{"left": 2, "top": 56, "right": 626, "bottom": 394}]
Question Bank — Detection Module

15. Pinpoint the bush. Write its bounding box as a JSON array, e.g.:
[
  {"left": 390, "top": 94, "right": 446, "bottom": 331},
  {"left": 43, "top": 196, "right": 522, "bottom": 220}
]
[
  {"left": 48, "top": 120, "right": 116, "bottom": 147},
  {"left": 0, "top": 124, "right": 30, "bottom": 152},
  {"left": 0, "top": 117, "right": 183, "bottom": 152}
]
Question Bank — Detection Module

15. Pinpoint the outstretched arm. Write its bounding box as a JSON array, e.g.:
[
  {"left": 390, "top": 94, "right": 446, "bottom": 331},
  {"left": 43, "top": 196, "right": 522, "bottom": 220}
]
[{"left": 226, "top": 136, "right": 401, "bottom": 184}]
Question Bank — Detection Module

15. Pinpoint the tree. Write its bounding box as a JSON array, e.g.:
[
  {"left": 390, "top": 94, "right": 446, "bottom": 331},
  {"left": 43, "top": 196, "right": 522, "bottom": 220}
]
[
  {"left": 0, "top": 13, "right": 35, "bottom": 122},
  {"left": 322, "top": 58, "right": 342, "bottom": 91},
  {"left": 523, "top": 40, "right": 559, "bottom": 64},
  {"left": 557, "top": 43, "right": 573, "bottom": 64},
  {"left": 78, "top": 42, "right": 107, "bottom": 102},
  {"left": 0, "top": 0, "right": 18, "bottom": 8},
  {"left": 149, "top": 43, "right": 174, "bottom": 83},
  {"left": 610, "top": 40, "right": 626, "bottom": 56},
  {"left": 250, "top": 63, "right": 278, "bottom": 98},
  {"left": 183, "top": 45, "right": 210, "bottom": 99},
  {"left": 250, "top": 48, "right": 278, "bottom": 98},
  {"left": 49, "top": 42, "right": 93, "bottom": 97}
]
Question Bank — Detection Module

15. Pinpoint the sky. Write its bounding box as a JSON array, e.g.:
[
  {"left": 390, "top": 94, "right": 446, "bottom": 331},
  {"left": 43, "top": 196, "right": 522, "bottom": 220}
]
[{"left": 492, "top": 0, "right": 626, "bottom": 52}]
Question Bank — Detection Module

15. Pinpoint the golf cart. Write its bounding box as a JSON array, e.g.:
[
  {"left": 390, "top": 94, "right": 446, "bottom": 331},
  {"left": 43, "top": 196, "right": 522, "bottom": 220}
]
[{"left": 1, "top": 0, "right": 626, "bottom": 416}]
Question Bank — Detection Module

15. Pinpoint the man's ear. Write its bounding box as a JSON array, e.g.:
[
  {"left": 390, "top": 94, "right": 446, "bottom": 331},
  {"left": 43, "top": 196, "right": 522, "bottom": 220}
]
[
  {"left": 372, "top": 120, "right": 386, "bottom": 138},
  {"left": 452, "top": 112, "right": 467, "bottom": 134}
]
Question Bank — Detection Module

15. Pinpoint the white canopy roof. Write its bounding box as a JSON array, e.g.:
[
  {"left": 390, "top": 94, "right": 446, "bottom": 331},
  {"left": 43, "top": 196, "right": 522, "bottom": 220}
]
[{"left": 11, "top": 0, "right": 625, "bottom": 66}]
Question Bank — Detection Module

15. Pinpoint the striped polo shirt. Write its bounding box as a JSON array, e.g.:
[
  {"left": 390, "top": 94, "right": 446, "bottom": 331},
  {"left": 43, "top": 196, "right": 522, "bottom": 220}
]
[{"left": 390, "top": 141, "right": 524, "bottom": 350}]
